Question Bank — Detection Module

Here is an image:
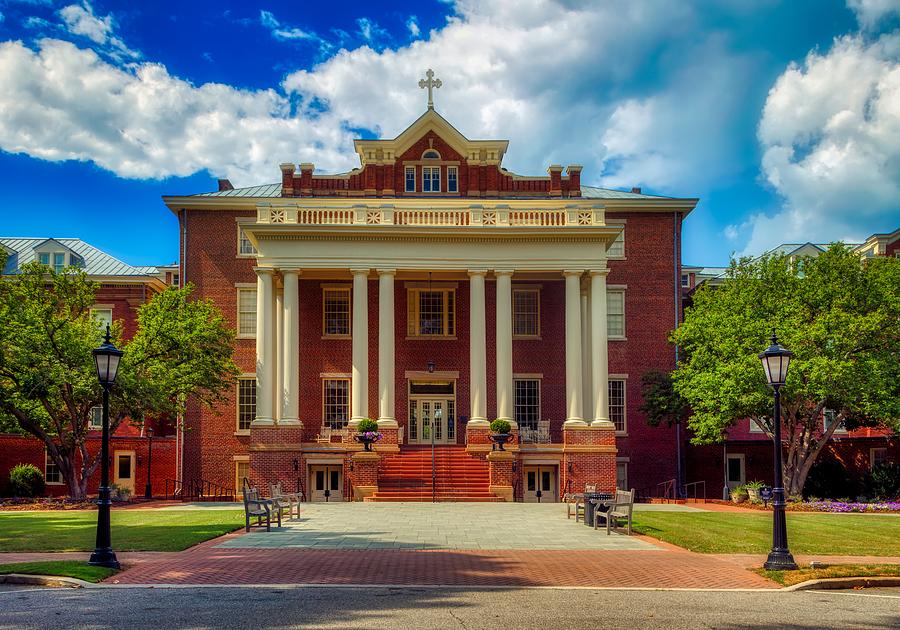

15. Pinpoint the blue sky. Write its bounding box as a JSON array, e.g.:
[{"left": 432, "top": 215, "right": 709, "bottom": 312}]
[{"left": 0, "top": 0, "right": 898, "bottom": 267}]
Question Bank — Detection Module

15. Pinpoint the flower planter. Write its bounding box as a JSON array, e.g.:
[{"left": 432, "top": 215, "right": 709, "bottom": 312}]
[
  {"left": 489, "top": 433, "right": 511, "bottom": 451},
  {"left": 355, "top": 434, "right": 379, "bottom": 451}
]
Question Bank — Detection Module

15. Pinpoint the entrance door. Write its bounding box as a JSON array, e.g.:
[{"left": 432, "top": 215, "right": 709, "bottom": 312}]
[
  {"left": 726, "top": 454, "right": 746, "bottom": 490},
  {"left": 309, "top": 465, "right": 343, "bottom": 502},
  {"left": 409, "top": 399, "right": 456, "bottom": 445},
  {"left": 524, "top": 466, "right": 558, "bottom": 503},
  {"left": 114, "top": 451, "right": 136, "bottom": 494}
]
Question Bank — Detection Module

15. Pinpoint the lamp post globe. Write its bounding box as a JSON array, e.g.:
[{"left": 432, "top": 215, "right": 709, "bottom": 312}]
[
  {"left": 88, "top": 325, "right": 122, "bottom": 569},
  {"left": 758, "top": 331, "right": 798, "bottom": 571}
]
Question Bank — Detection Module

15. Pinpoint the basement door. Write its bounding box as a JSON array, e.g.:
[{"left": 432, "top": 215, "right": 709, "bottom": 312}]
[
  {"left": 524, "top": 466, "right": 558, "bottom": 503},
  {"left": 309, "top": 465, "right": 343, "bottom": 502}
]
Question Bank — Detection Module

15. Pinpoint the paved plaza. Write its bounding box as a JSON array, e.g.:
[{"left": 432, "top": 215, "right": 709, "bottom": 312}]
[{"left": 215, "top": 502, "right": 662, "bottom": 551}]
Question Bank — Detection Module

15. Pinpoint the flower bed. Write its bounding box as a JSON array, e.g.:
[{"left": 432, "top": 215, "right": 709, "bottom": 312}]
[
  {"left": 0, "top": 497, "right": 96, "bottom": 511},
  {"left": 798, "top": 500, "right": 900, "bottom": 513}
]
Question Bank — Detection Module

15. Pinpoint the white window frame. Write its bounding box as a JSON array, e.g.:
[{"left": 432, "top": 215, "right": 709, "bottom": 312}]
[
  {"left": 52, "top": 252, "right": 66, "bottom": 273},
  {"left": 726, "top": 453, "right": 746, "bottom": 488},
  {"left": 512, "top": 287, "right": 540, "bottom": 338},
  {"left": 407, "top": 287, "right": 456, "bottom": 338},
  {"left": 89, "top": 406, "right": 103, "bottom": 430},
  {"left": 749, "top": 418, "right": 765, "bottom": 433},
  {"left": 513, "top": 378, "right": 541, "bottom": 430},
  {"left": 405, "top": 166, "right": 416, "bottom": 192},
  {"left": 607, "top": 226, "right": 625, "bottom": 258},
  {"left": 607, "top": 289, "right": 626, "bottom": 339},
  {"left": 90, "top": 307, "right": 113, "bottom": 332},
  {"left": 236, "top": 285, "right": 257, "bottom": 338},
  {"left": 38, "top": 252, "right": 50, "bottom": 266},
  {"left": 45, "top": 451, "right": 62, "bottom": 485},
  {"left": 823, "top": 408, "right": 846, "bottom": 434},
  {"left": 447, "top": 166, "right": 458, "bottom": 193},
  {"left": 236, "top": 376, "right": 256, "bottom": 434},
  {"left": 322, "top": 378, "right": 351, "bottom": 429},
  {"left": 609, "top": 377, "right": 627, "bottom": 434},
  {"left": 322, "top": 285, "right": 351, "bottom": 338},
  {"left": 237, "top": 224, "right": 258, "bottom": 257},
  {"left": 681, "top": 273, "right": 690, "bottom": 288},
  {"left": 422, "top": 166, "right": 440, "bottom": 193},
  {"left": 869, "top": 447, "right": 888, "bottom": 470},
  {"left": 616, "top": 459, "right": 629, "bottom": 491}
]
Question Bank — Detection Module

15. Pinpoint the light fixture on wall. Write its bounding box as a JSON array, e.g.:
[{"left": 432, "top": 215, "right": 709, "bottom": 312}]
[{"left": 427, "top": 360, "right": 436, "bottom": 373}]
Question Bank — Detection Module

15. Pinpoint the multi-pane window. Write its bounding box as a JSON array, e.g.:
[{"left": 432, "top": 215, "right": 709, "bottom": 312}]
[
  {"left": 323, "top": 287, "right": 351, "bottom": 336},
  {"left": 608, "top": 228, "right": 625, "bottom": 258},
  {"left": 405, "top": 167, "right": 416, "bottom": 192},
  {"left": 323, "top": 379, "right": 350, "bottom": 429},
  {"left": 616, "top": 461, "right": 628, "bottom": 491},
  {"left": 422, "top": 167, "right": 440, "bottom": 192},
  {"left": 172, "top": 273, "right": 180, "bottom": 287},
  {"left": 514, "top": 379, "right": 541, "bottom": 430},
  {"left": 609, "top": 379, "right": 626, "bottom": 433},
  {"left": 53, "top": 252, "right": 65, "bottom": 273},
  {"left": 408, "top": 288, "right": 455, "bottom": 337},
  {"left": 681, "top": 274, "right": 690, "bottom": 287},
  {"left": 823, "top": 409, "right": 845, "bottom": 433},
  {"left": 607, "top": 290, "right": 625, "bottom": 338},
  {"left": 89, "top": 406, "right": 103, "bottom": 430},
  {"left": 870, "top": 447, "right": 888, "bottom": 470},
  {"left": 238, "top": 227, "right": 257, "bottom": 256},
  {"left": 237, "top": 378, "right": 256, "bottom": 431},
  {"left": 38, "top": 252, "right": 50, "bottom": 266},
  {"left": 513, "top": 289, "right": 540, "bottom": 337},
  {"left": 447, "top": 166, "right": 458, "bottom": 193},
  {"left": 235, "top": 461, "right": 250, "bottom": 497},
  {"left": 45, "top": 451, "right": 62, "bottom": 484},
  {"left": 237, "top": 288, "right": 257, "bottom": 336},
  {"left": 91, "top": 308, "right": 113, "bottom": 332}
]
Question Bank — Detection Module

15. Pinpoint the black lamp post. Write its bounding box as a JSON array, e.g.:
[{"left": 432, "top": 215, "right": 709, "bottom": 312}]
[
  {"left": 758, "top": 331, "right": 798, "bottom": 571},
  {"left": 144, "top": 427, "right": 154, "bottom": 500},
  {"left": 89, "top": 325, "right": 123, "bottom": 569}
]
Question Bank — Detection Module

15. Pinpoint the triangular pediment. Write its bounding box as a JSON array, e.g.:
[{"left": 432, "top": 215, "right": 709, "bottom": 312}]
[{"left": 353, "top": 108, "right": 509, "bottom": 166}]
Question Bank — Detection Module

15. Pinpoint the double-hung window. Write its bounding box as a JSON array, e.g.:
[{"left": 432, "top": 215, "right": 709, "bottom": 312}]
[
  {"left": 609, "top": 379, "right": 626, "bottom": 433},
  {"left": 407, "top": 288, "right": 455, "bottom": 337},
  {"left": 237, "top": 378, "right": 256, "bottom": 431},
  {"left": 405, "top": 167, "right": 416, "bottom": 192},
  {"left": 323, "top": 379, "right": 350, "bottom": 429},
  {"left": 513, "top": 289, "right": 540, "bottom": 337},
  {"left": 608, "top": 228, "right": 625, "bottom": 258},
  {"left": 238, "top": 226, "right": 257, "bottom": 256},
  {"left": 53, "top": 252, "right": 66, "bottom": 273},
  {"left": 823, "top": 409, "right": 845, "bottom": 433},
  {"left": 45, "top": 451, "right": 62, "bottom": 485},
  {"left": 447, "top": 166, "right": 458, "bottom": 193},
  {"left": 323, "top": 287, "right": 351, "bottom": 337},
  {"left": 422, "top": 167, "right": 440, "bottom": 192},
  {"left": 38, "top": 252, "right": 50, "bottom": 266},
  {"left": 514, "top": 379, "right": 540, "bottom": 430},
  {"left": 607, "top": 290, "right": 625, "bottom": 338},
  {"left": 91, "top": 308, "right": 113, "bottom": 332},
  {"left": 237, "top": 288, "right": 257, "bottom": 337}
]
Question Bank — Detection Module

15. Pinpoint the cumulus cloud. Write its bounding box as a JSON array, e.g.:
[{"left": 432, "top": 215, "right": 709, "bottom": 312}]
[
  {"left": 259, "top": 9, "right": 317, "bottom": 42},
  {"left": 735, "top": 33, "right": 900, "bottom": 254},
  {"left": 847, "top": 0, "right": 900, "bottom": 29},
  {"left": 58, "top": 1, "right": 138, "bottom": 59},
  {"left": 406, "top": 15, "right": 420, "bottom": 38}
]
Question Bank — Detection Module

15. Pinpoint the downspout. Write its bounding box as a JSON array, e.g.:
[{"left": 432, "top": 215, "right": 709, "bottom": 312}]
[
  {"left": 177, "top": 208, "right": 187, "bottom": 484},
  {"left": 673, "top": 211, "right": 684, "bottom": 498}
]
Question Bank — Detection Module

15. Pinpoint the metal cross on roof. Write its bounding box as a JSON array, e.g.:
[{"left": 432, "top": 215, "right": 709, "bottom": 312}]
[{"left": 418, "top": 69, "right": 442, "bottom": 110}]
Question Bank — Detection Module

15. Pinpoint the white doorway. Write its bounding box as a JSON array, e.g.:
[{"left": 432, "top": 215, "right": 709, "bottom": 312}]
[
  {"left": 309, "top": 465, "right": 343, "bottom": 502},
  {"left": 726, "top": 453, "right": 746, "bottom": 490},
  {"left": 114, "top": 451, "right": 136, "bottom": 494},
  {"left": 523, "top": 465, "right": 558, "bottom": 502}
]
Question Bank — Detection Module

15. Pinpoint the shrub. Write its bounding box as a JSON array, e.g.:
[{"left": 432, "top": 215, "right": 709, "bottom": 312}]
[
  {"left": 8, "top": 463, "right": 46, "bottom": 498},
  {"left": 356, "top": 418, "right": 379, "bottom": 433},
  {"left": 865, "top": 463, "right": 900, "bottom": 501},
  {"left": 804, "top": 457, "right": 860, "bottom": 500},
  {"left": 730, "top": 486, "right": 748, "bottom": 503},
  {"left": 745, "top": 480, "right": 765, "bottom": 489},
  {"left": 489, "top": 419, "right": 511, "bottom": 434}
]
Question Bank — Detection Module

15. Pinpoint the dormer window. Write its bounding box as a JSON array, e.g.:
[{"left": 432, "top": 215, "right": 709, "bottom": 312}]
[
  {"left": 422, "top": 150, "right": 440, "bottom": 159},
  {"left": 38, "top": 252, "right": 67, "bottom": 272}
]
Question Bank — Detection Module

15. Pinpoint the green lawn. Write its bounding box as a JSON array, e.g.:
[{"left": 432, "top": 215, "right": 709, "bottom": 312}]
[
  {"left": 0, "top": 509, "right": 244, "bottom": 552},
  {"left": 632, "top": 511, "right": 900, "bottom": 555},
  {"left": 0, "top": 560, "right": 116, "bottom": 583}
]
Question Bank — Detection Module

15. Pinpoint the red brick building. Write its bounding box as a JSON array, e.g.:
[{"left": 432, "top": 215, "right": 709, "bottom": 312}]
[
  {"left": 0, "top": 237, "right": 176, "bottom": 497},
  {"left": 164, "top": 81, "right": 697, "bottom": 503}
]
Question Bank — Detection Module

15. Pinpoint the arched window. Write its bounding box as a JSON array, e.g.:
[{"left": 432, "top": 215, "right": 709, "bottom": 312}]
[{"left": 422, "top": 150, "right": 440, "bottom": 159}]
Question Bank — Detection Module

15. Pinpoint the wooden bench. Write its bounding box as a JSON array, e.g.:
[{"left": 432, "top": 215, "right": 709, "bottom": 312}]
[
  {"left": 269, "top": 482, "right": 302, "bottom": 520},
  {"left": 242, "top": 487, "right": 281, "bottom": 532},
  {"left": 595, "top": 488, "right": 635, "bottom": 535}
]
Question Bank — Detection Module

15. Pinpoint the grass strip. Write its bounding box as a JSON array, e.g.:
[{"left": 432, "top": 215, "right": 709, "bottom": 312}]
[
  {"left": 0, "top": 560, "right": 117, "bottom": 583},
  {"left": 755, "top": 563, "right": 900, "bottom": 587}
]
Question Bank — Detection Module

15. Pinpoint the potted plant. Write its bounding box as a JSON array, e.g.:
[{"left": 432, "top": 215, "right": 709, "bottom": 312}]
[
  {"left": 730, "top": 485, "right": 749, "bottom": 504},
  {"left": 489, "top": 419, "right": 512, "bottom": 451},
  {"left": 355, "top": 419, "right": 382, "bottom": 451},
  {"left": 745, "top": 480, "right": 764, "bottom": 502}
]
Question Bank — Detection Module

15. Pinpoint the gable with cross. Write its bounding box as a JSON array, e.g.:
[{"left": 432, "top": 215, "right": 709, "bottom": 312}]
[{"left": 418, "top": 69, "right": 442, "bottom": 109}]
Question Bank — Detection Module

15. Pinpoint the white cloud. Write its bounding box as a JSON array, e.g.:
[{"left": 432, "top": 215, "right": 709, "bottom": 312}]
[
  {"left": 259, "top": 9, "right": 317, "bottom": 42},
  {"left": 356, "top": 17, "right": 388, "bottom": 45},
  {"left": 847, "top": 0, "right": 900, "bottom": 29},
  {"left": 406, "top": 15, "right": 420, "bottom": 38},
  {"left": 735, "top": 33, "right": 900, "bottom": 254},
  {"left": 58, "top": 1, "right": 138, "bottom": 59}
]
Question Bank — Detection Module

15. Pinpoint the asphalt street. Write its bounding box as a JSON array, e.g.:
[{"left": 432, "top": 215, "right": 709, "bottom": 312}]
[{"left": 0, "top": 585, "right": 898, "bottom": 629}]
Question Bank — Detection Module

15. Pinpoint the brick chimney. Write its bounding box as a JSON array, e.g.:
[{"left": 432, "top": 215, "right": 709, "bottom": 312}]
[
  {"left": 217, "top": 179, "right": 234, "bottom": 191},
  {"left": 280, "top": 163, "right": 295, "bottom": 197},
  {"left": 299, "top": 163, "right": 315, "bottom": 196},
  {"left": 547, "top": 165, "right": 563, "bottom": 197},
  {"left": 566, "top": 165, "right": 582, "bottom": 197}
]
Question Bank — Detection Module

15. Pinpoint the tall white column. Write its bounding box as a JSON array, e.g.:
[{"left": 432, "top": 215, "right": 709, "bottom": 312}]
[
  {"left": 564, "top": 270, "right": 586, "bottom": 425},
  {"left": 350, "top": 269, "right": 369, "bottom": 425},
  {"left": 495, "top": 270, "right": 514, "bottom": 424},
  {"left": 468, "top": 270, "right": 488, "bottom": 425},
  {"left": 281, "top": 270, "right": 301, "bottom": 426},
  {"left": 252, "top": 268, "right": 275, "bottom": 426},
  {"left": 590, "top": 270, "right": 612, "bottom": 426},
  {"left": 581, "top": 285, "right": 593, "bottom": 421},
  {"left": 275, "top": 288, "right": 283, "bottom": 422},
  {"left": 377, "top": 269, "right": 397, "bottom": 428}
]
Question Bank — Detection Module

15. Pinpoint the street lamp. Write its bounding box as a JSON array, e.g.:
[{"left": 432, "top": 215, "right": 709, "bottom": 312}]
[
  {"left": 758, "top": 331, "right": 798, "bottom": 571},
  {"left": 89, "top": 325, "right": 123, "bottom": 569},
  {"left": 144, "top": 427, "right": 154, "bottom": 500}
]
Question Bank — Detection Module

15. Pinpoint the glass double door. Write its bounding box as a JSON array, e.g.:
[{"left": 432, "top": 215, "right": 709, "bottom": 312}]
[
  {"left": 524, "top": 466, "right": 558, "bottom": 502},
  {"left": 409, "top": 398, "right": 456, "bottom": 444}
]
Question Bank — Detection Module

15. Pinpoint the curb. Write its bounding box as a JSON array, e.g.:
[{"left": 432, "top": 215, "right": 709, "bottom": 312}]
[
  {"left": 784, "top": 576, "right": 900, "bottom": 591},
  {"left": 0, "top": 573, "right": 93, "bottom": 589}
]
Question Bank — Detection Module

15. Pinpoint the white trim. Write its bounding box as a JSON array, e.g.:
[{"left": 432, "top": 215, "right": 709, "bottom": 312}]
[
  {"left": 44, "top": 450, "right": 63, "bottom": 485},
  {"left": 236, "top": 224, "right": 258, "bottom": 258},
  {"left": 726, "top": 453, "right": 746, "bottom": 488},
  {"left": 404, "top": 166, "right": 416, "bottom": 192},
  {"left": 236, "top": 286, "right": 257, "bottom": 338},
  {"left": 606, "top": 289, "right": 625, "bottom": 339}
]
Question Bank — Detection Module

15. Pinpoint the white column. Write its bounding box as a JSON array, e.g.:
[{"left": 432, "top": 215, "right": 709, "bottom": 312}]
[
  {"left": 468, "top": 270, "right": 488, "bottom": 425},
  {"left": 564, "top": 270, "right": 586, "bottom": 425},
  {"left": 350, "top": 269, "right": 369, "bottom": 425},
  {"left": 281, "top": 270, "right": 301, "bottom": 426},
  {"left": 495, "top": 270, "right": 514, "bottom": 424},
  {"left": 581, "top": 285, "right": 593, "bottom": 421},
  {"left": 252, "top": 268, "right": 275, "bottom": 426},
  {"left": 590, "top": 270, "right": 612, "bottom": 426},
  {"left": 377, "top": 269, "right": 397, "bottom": 428},
  {"left": 275, "top": 288, "right": 283, "bottom": 422}
]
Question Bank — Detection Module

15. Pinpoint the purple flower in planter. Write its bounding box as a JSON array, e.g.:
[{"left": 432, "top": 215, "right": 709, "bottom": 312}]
[{"left": 360, "top": 431, "right": 383, "bottom": 441}]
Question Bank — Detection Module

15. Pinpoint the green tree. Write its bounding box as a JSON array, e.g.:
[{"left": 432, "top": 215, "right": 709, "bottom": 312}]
[
  {"left": 671, "top": 244, "right": 900, "bottom": 496},
  {"left": 0, "top": 257, "right": 239, "bottom": 498},
  {"left": 640, "top": 370, "right": 688, "bottom": 428}
]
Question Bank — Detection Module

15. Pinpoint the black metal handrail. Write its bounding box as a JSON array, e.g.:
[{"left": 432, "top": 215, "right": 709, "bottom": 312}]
[
  {"left": 165, "top": 477, "right": 234, "bottom": 502},
  {"left": 683, "top": 480, "right": 706, "bottom": 502}
]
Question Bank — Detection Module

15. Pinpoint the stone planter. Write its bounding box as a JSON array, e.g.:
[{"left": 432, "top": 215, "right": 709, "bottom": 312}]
[
  {"left": 489, "top": 433, "right": 511, "bottom": 451},
  {"left": 355, "top": 434, "right": 377, "bottom": 451}
]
